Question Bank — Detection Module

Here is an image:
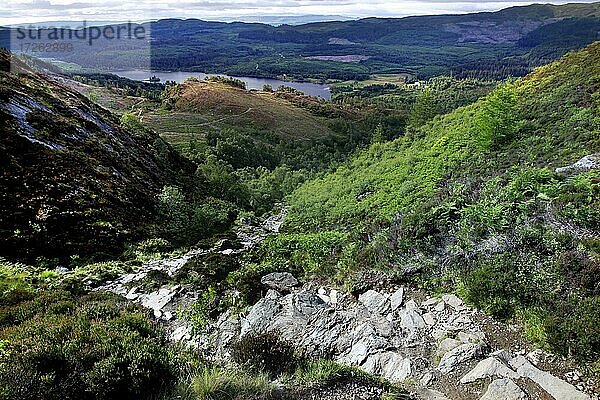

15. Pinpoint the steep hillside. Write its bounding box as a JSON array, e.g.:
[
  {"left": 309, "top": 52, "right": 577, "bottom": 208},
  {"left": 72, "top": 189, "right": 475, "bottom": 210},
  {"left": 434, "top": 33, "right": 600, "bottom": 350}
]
[
  {"left": 154, "top": 1, "right": 600, "bottom": 80},
  {"left": 286, "top": 42, "right": 600, "bottom": 229},
  {"left": 281, "top": 43, "right": 600, "bottom": 364},
  {"left": 0, "top": 51, "right": 193, "bottom": 263}
]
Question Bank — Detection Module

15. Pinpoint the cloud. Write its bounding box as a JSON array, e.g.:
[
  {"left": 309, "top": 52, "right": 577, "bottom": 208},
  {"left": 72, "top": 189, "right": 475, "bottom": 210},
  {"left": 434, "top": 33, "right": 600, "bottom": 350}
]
[{"left": 2, "top": 0, "right": 599, "bottom": 25}]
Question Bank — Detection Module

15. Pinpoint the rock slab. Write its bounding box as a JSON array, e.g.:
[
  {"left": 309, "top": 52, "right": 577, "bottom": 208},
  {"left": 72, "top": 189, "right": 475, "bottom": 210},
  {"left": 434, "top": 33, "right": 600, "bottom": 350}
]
[
  {"left": 359, "top": 290, "right": 390, "bottom": 315},
  {"left": 437, "top": 343, "right": 484, "bottom": 373},
  {"left": 460, "top": 356, "right": 520, "bottom": 384},
  {"left": 480, "top": 378, "right": 526, "bottom": 400},
  {"left": 510, "top": 355, "right": 590, "bottom": 400}
]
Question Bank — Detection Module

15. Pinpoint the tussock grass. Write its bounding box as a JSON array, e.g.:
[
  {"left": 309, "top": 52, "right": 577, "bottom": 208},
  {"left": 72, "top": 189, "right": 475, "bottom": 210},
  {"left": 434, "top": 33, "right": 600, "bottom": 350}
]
[{"left": 192, "top": 366, "right": 276, "bottom": 400}]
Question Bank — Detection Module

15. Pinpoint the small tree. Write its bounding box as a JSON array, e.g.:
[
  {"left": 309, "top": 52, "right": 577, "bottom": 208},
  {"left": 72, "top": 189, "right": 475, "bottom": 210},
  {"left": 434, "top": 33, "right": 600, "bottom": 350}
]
[
  {"left": 157, "top": 186, "right": 191, "bottom": 244},
  {"left": 372, "top": 123, "right": 386, "bottom": 143},
  {"left": 156, "top": 185, "right": 232, "bottom": 245},
  {"left": 475, "top": 84, "right": 520, "bottom": 150},
  {"left": 408, "top": 87, "right": 437, "bottom": 129},
  {"left": 119, "top": 112, "right": 145, "bottom": 135}
]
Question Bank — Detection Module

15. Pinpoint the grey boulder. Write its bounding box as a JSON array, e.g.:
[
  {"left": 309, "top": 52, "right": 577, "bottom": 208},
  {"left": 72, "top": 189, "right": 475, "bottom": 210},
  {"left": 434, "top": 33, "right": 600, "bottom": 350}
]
[{"left": 260, "top": 272, "right": 299, "bottom": 292}]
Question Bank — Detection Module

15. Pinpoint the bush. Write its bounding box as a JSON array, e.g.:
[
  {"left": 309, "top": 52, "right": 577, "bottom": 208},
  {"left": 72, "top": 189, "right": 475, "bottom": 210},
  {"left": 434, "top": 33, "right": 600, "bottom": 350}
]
[
  {"left": 71, "top": 261, "right": 131, "bottom": 288},
  {"left": 0, "top": 260, "right": 36, "bottom": 306},
  {"left": 231, "top": 332, "right": 299, "bottom": 377},
  {"left": 174, "top": 253, "right": 238, "bottom": 288},
  {"left": 0, "top": 292, "right": 175, "bottom": 400},
  {"left": 157, "top": 185, "right": 235, "bottom": 246},
  {"left": 474, "top": 83, "right": 520, "bottom": 150},
  {"left": 241, "top": 165, "right": 308, "bottom": 216},
  {"left": 198, "top": 156, "right": 251, "bottom": 206},
  {"left": 257, "top": 231, "right": 348, "bottom": 278},
  {"left": 120, "top": 113, "right": 146, "bottom": 136},
  {"left": 125, "top": 238, "right": 172, "bottom": 262},
  {"left": 545, "top": 296, "right": 600, "bottom": 360},
  {"left": 180, "top": 287, "right": 218, "bottom": 335},
  {"left": 459, "top": 260, "right": 519, "bottom": 319}
]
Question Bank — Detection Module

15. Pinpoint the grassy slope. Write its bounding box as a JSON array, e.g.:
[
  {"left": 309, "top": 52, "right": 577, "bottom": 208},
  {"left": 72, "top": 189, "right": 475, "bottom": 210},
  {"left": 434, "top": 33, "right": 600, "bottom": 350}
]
[
  {"left": 167, "top": 81, "right": 337, "bottom": 140},
  {"left": 142, "top": 80, "right": 373, "bottom": 173},
  {"left": 286, "top": 42, "right": 600, "bottom": 230},
  {"left": 77, "top": 79, "right": 358, "bottom": 153},
  {"left": 152, "top": 81, "right": 351, "bottom": 165},
  {"left": 281, "top": 43, "right": 600, "bottom": 364},
  {"left": 71, "top": 77, "right": 372, "bottom": 173}
]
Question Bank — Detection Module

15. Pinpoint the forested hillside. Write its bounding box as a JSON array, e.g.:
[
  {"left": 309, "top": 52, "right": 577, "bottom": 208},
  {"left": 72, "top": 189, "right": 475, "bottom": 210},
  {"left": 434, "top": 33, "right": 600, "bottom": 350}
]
[{"left": 3, "top": 2, "right": 600, "bottom": 81}]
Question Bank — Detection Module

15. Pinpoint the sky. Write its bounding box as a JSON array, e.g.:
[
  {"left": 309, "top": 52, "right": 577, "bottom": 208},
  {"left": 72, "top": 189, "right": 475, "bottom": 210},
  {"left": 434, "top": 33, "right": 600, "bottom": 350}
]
[{"left": 2, "top": 0, "right": 599, "bottom": 25}]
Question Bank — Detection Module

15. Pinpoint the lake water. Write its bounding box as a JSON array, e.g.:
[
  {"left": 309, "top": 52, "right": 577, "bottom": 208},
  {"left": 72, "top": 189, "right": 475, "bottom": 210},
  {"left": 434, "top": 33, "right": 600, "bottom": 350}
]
[{"left": 114, "top": 70, "right": 332, "bottom": 100}]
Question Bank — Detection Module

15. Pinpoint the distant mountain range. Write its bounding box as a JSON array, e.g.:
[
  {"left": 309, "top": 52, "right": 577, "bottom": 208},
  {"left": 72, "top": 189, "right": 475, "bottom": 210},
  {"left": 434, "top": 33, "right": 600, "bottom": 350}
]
[
  {"left": 5, "top": 21, "right": 126, "bottom": 28},
  {"left": 6, "top": 15, "right": 354, "bottom": 28},
  {"left": 2, "top": 2, "right": 600, "bottom": 80},
  {"left": 215, "top": 15, "right": 355, "bottom": 25}
]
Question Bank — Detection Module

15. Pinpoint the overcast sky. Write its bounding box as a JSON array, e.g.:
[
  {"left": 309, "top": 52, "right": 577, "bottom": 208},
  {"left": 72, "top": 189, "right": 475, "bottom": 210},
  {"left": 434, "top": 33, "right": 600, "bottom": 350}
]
[{"left": 2, "top": 0, "right": 599, "bottom": 25}]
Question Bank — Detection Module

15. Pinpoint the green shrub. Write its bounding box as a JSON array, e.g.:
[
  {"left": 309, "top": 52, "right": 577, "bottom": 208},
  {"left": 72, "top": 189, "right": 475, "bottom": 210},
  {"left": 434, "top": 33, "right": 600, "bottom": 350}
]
[
  {"left": 120, "top": 113, "right": 145, "bottom": 135},
  {"left": 157, "top": 186, "right": 191, "bottom": 242},
  {"left": 241, "top": 165, "right": 308, "bottom": 215},
  {"left": 407, "top": 88, "right": 437, "bottom": 130},
  {"left": 125, "top": 238, "right": 172, "bottom": 262},
  {"left": 174, "top": 254, "right": 238, "bottom": 288},
  {"left": 545, "top": 296, "right": 600, "bottom": 360},
  {"left": 0, "top": 260, "right": 36, "bottom": 306},
  {"left": 181, "top": 287, "right": 218, "bottom": 335},
  {"left": 459, "top": 260, "right": 519, "bottom": 319},
  {"left": 157, "top": 185, "right": 235, "bottom": 246},
  {"left": 231, "top": 332, "right": 299, "bottom": 377},
  {"left": 198, "top": 156, "right": 251, "bottom": 206},
  {"left": 0, "top": 292, "right": 175, "bottom": 400},
  {"left": 257, "top": 231, "right": 348, "bottom": 278},
  {"left": 71, "top": 261, "right": 131, "bottom": 288},
  {"left": 474, "top": 83, "right": 520, "bottom": 150},
  {"left": 518, "top": 308, "right": 548, "bottom": 346}
]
